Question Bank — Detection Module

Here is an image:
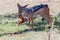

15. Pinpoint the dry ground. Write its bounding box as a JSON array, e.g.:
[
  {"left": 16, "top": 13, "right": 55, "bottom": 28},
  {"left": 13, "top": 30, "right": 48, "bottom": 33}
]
[{"left": 0, "top": 30, "right": 60, "bottom": 40}]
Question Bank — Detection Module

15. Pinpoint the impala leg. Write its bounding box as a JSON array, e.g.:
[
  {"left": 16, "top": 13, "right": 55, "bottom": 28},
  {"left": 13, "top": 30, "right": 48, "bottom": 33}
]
[{"left": 16, "top": 21, "right": 20, "bottom": 26}]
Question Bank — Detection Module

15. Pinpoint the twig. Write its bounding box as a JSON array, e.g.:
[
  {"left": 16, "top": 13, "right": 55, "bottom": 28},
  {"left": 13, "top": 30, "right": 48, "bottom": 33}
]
[{"left": 48, "top": 16, "right": 56, "bottom": 40}]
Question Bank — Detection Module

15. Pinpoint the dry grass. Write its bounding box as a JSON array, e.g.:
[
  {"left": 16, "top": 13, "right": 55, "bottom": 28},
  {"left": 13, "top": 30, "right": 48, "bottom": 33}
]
[{"left": 0, "top": 0, "right": 60, "bottom": 15}]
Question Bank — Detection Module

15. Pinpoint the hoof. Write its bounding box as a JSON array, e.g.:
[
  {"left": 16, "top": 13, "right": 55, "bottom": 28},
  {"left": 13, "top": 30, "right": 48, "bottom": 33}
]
[{"left": 16, "top": 24, "right": 19, "bottom": 26}]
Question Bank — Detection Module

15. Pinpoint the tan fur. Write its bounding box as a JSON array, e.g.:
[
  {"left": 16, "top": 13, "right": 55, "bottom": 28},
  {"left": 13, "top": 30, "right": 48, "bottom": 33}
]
[{"left": 17, "top": 3, "right": 52, "bottom": 29}]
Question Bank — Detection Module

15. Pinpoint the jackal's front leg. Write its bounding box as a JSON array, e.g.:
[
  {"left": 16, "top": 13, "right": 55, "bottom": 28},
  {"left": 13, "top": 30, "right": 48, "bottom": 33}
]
[
  {"left": 28, "top": 18, "right": 30, "bottom": 27},
  {"left": 31, "top": 18, "right": 34, "bottom": 29},
  {"left": 30, "top": 16, "right": 34, "bottom": 29},
  {"left": 28, "top": 14, "right": 34, "bottom": 29}
]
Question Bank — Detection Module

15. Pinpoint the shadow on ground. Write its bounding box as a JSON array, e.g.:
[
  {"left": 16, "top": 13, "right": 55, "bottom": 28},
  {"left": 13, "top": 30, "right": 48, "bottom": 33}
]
[{"left": 0, "top": 26, "right": 45, "bottom": 37}]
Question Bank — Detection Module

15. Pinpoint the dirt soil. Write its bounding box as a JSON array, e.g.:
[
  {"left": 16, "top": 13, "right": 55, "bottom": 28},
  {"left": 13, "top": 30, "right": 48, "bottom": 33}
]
[{"left": 0, "top": 30, "right": 60, "bottom": 40}]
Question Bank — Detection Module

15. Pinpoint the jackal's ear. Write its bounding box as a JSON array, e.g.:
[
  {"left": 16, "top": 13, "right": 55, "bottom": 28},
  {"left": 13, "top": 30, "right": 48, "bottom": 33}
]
[
  {"left": 23, "top": 4, "right": 29, "bottom": 8},
  {"left": 17, "top": 3, "right": 21, "bottom": 7}
]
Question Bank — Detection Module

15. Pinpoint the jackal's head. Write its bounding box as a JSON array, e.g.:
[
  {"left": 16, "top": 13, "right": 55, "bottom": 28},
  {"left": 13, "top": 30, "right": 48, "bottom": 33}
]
[{"left": 17, "top": 3, "right": 28, "bottom": 13}]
